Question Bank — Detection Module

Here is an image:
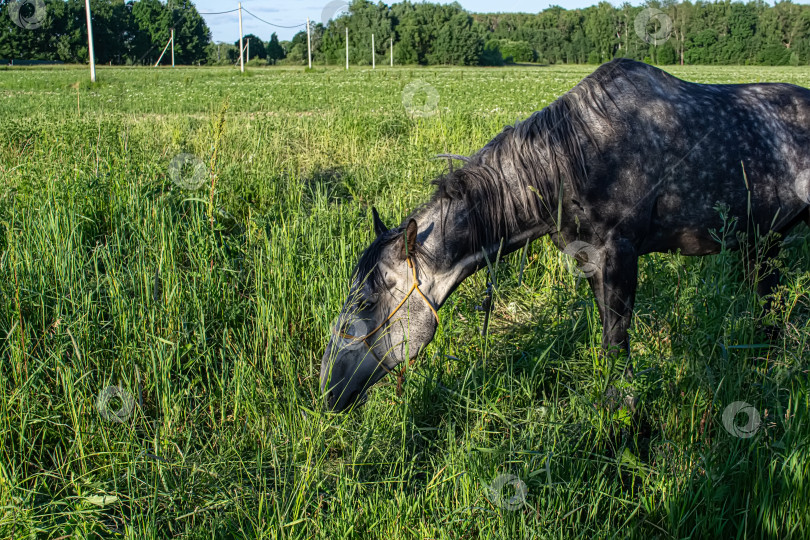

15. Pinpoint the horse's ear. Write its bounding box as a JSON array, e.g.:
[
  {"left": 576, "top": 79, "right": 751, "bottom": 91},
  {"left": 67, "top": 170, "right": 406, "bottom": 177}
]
[
  {"left": 400, "top": 219, "right": 418, "bottom": 259},
  {"left": 372, "top": 207, "right": 388, "bottom": 237}
]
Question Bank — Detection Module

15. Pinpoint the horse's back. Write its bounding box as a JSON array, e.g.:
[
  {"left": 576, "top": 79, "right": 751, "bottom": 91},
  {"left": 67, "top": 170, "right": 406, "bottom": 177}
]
[{"left": 576, "top": 60, "right": 810, "bottom": 254}]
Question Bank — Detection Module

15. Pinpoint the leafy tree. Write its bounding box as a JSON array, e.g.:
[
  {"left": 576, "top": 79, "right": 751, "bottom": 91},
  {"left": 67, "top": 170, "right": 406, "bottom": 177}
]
[
  {"left": 286, "top": 28, "right": 316, "bottom": 65},
  {"left": 428, "top": 11, "right": 482, "bottom": 65},
  {"left": 168, "top": 0, "right": 210, "bottom": 64},
  {"left": 237, "top": 34, "right": 266, "bottom": 60},
  {"left": 685, "top": 28, "right": 719, "bottom": 63},
  {"left": 657, "top": 42, "right": 677, "bottom": 64},
  {"left": 480, "top": 40, "right": 503, "bottom": 66},
  {"left": 500, "top": 40, "right": 535, "bottom": 63},
  {"left": 206, "top": 42, "right": 237, "bottom": 65},
  {"left": 266, "top": 33, "right": 285, "bottom": 64},
  {"left": 723, "top": 2, "right": 758, "bottom": 64},
  {"left": 584, "top": 2, "right": 618, "bottom": 63},
  {"left": 130, "top": 0, "right": 209, "bottom": 64},
  {"left": 132, "top": 0, "right": 172, "bottom": 64},
  {"left": 758, "top": 42, "right": 791, "bottom": 65}
]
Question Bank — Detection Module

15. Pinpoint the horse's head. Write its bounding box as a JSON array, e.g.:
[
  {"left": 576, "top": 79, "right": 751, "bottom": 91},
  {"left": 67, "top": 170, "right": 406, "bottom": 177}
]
[{"left": 320, "top": 208, "right": 440, "bottom": 412}]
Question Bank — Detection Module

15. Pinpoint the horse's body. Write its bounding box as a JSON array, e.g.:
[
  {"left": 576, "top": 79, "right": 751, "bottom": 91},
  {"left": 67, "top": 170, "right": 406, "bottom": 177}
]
[{"left": 321, "top": 59, "right": 810, "bottom": 412}]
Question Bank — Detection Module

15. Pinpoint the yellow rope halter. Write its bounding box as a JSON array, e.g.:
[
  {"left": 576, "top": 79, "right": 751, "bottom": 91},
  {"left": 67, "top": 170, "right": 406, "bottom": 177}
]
[{"left": 336, "top": 257, "right": 440, "bottom": 396}]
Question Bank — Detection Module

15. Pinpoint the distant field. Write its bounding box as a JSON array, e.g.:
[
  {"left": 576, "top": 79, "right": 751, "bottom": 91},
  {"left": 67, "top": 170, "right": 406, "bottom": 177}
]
[{"left": 1, "top": 64, "right": 808, "bottom": 538}]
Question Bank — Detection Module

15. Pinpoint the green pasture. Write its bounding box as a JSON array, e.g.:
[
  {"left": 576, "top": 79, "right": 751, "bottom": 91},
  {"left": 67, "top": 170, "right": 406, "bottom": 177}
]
[{"left": 0, "top": 64, "right": 808, "bottom": 538}]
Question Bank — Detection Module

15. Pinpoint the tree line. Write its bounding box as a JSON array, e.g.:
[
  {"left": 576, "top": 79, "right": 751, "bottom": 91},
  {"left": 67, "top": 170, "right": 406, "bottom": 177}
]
[
  {"left": 0, "top": 0, "right": 209, "bottom": 64},
  {"left": 3, "top": 0, "right": 810, "bottom": 66},
  {"left": 309, "top": 0, "right": 810, "bottom": 66}
]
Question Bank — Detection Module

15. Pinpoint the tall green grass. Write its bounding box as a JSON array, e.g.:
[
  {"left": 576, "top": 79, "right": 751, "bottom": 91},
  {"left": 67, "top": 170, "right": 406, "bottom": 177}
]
[{"left": 0, "top": 65, "right": 808, "bottom": 538}]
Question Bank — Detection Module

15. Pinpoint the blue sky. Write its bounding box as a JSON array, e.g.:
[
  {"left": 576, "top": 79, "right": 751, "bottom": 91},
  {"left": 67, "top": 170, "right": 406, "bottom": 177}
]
[{"left": 194, "top": 0, "right": 628, "bottom": 44}]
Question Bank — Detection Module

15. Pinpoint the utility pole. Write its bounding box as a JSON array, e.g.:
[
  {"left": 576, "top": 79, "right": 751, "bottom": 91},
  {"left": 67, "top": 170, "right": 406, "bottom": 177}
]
[
  {"left": 171, "top": 28, "right": 175, "bottom": 67},
  {"left": 238, "top": 3, "right": 244, "bottom": 73},
  {"left": 306, "top": 18, "right": 312, "bottom": 69},
  {"left": 390, "top": 37, "right": 393, "bottom": 67},
  {"left": 85, "top": 0, "right": 96, "bottom": 81},
  {"left": 247, "top": 38, "right": 250, "bottom": 64},
  {"left": 345, "top": 27, "right": 349, "bottom": 70},
  {"left": 372, "top": 34, "right": 375, "bottom": 69}
]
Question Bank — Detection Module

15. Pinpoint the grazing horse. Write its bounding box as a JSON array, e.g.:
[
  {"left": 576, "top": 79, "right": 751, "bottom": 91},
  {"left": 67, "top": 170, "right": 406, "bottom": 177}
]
[{"left": 320, "top": 58, "right": 810, "bottom": 412}]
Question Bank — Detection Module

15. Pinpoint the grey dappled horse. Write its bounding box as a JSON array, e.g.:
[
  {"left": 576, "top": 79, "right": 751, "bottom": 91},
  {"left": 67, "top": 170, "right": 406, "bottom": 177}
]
[{"left": 321, "top": 58, "right": 810, "bottom": 412}]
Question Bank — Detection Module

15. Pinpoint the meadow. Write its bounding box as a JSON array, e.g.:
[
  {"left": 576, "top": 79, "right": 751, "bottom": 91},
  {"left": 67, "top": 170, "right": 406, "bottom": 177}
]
[{"left": 0, "top": 63, "right": 808, "bottom": 538}]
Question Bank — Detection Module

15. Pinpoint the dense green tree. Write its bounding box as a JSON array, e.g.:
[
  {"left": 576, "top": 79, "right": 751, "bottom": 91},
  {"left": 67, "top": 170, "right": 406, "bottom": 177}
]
[
  {"left": 584, "top": 2, "right": 618, "bottom": 63},
  {"left": 480, "top": 39, "right": 504, "bottom": 66},
  {"left": 166, "top": 0, "right": 209, "bottom": 64},
  {"left": 131, "top": 0, "right": 172, "bottom": 63},
  {"left": 206, "top": 42, "right": 237, "bottom": 65},
  {"left": 286, "top": 25, "right": 321, "bottom": 65},
  {"left": 758, "top": 42, "right": 791, "bottom": 65},
  {"left": 428, "top": 11, "right": 482, "bottom": 65},
  {"left": 237, "top": 34, "right": 266, "bottom": 60},
  {"left": 499, "top": 40, "right": 535, "bottom": 63},
  {"left": 685, "top": 28, "right": 719, "bottom": 64},
  {"left": 266, "top": 33, "right": 285, "bottom": 64},
  {"left": 657, "top": 42, "right": 677, "bottom": 64}
]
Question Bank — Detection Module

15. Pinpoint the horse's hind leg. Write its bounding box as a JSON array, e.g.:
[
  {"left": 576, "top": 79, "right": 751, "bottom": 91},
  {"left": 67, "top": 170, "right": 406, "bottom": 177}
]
[{"left": 747, "top": 240, "right": 783, "bottom": 339}]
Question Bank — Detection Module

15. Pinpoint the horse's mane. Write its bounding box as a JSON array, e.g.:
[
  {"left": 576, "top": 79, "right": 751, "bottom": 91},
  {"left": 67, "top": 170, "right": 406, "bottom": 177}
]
[
  {"left": 430, "top": 59, "right": 629, "bottom": 255},
  {"left": 352, "top": 60, "right": 632, "bottom": 288}
]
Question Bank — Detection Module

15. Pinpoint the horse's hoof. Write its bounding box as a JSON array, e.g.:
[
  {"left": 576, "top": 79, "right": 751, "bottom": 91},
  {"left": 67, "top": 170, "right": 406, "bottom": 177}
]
[
  {"left": 604, "top": 386, "right": 638, "bottom": 413},
  {"left": 761, "top": 323, "right": 781, "bottom": 342}
]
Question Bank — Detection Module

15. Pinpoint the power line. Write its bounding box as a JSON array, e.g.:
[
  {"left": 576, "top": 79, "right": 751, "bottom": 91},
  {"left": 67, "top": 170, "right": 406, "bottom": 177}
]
[
  {"left": 135, "top": 5, "right": 305, "bottom": 66},
  {"left": 136, "top": 7, "right": 236, "bottom": 65},
  {"left": 198, "top": 9, "right": 240, "bottom": 15},
  {"left": 242, "top": 8, "right": 306, "bottom": 29}
]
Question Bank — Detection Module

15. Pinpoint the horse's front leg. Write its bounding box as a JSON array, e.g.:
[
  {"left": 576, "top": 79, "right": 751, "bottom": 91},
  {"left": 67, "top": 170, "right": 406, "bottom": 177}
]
[
  {"left": 589, "top": 235, "right": 639, "bottom": 369},
  {"left": 584, "top": 235, "right": 639, "bottom": 410}
]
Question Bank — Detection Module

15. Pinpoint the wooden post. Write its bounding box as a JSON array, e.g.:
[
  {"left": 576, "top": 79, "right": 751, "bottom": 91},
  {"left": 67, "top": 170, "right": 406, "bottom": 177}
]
[
  {"left": 390, "top": 37, "right": 393, "bottom": 67},
  {"left": 171, "top": 28, "right": 175, "bottom": 67},
  {"left": 345, "top": 27, "right": 349, "bottom": 70},
  {"left": 306, "top": 18, "right": 312, "bottom": 69},
  {"left": 238, "top": 3, "right": 244, "bottom": 73},
  {"left": 85, "top": 0, "right": 96, "bottom": 82},
  {"left": 372, "top": 34, "right": 375, "bottom": 69},
  {"left": 154, "top": 36, "right": 172, "bottom": 67},
  {"left": 246, "top": 38, "right": 250, "bottom": 64}
]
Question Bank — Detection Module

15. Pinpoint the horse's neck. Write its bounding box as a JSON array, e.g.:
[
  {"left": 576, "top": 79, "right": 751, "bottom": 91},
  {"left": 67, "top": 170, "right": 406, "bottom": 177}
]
[{"left": 415, "top": 195, "right": 551, "bottom": 308}]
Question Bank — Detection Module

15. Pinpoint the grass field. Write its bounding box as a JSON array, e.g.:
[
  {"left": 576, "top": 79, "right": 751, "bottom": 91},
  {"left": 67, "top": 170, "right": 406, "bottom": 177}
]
[{"left": 1, "top": 63, "right": 809, "bottom": 538}]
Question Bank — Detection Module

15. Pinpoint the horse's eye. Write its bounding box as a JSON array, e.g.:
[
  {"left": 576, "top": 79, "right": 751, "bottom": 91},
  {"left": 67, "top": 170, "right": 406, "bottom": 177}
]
[{"left": 356, "top": 294, "right": 377, "bottom": 311}]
